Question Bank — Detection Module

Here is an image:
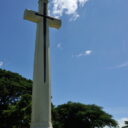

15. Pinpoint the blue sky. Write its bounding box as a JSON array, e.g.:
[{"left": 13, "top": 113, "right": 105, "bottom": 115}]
[{"left": 0, "top": 0, "right": 128, "bottom": 125}]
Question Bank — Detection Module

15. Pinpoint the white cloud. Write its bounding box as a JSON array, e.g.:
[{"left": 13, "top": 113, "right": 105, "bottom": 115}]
[
  {"left": 109, "top": 62, "right": 128, "bottom": 69},
  {"left": 118, "top": 118, "right": 128, "bottom": 128},
  {"left": 104, "top": 107, "right": 128, "bottom": 128},
  {"left": 69, "top": 12, "right": 80, "bottom": 21},
  {"left": 57, "top": 43, "right": 62, "bottom": 49},
  {"left": 50, "top": 0, "right": 89, "bottom": 20},
  {"left": 104, "top": 118, "right": 128, "bottom": 128},
  {"left": 73, "top": 50, "right": 92, "bottom": 58},
  {"left": 85, "top": 50, "right": 92, "bottom": 55},
  {"left": 0, "top": 61, "right": 4, "bottom": 67},
  {"left": 115, "top": 62, "right": 128, "bottom": 68}
]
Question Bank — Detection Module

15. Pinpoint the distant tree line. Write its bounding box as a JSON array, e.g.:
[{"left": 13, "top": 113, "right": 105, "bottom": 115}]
[{"left": 0, "top": 69, "right": 119, "bottom": 128}]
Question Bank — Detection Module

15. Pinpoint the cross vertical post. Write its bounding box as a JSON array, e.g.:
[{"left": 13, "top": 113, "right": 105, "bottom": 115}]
[{"left": 23, "top": 0, "right": 61, "bottom": 128}]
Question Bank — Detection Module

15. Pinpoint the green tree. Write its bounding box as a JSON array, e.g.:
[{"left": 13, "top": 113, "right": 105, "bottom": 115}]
[
  {"left": 53, "top": 102, "right": 118, "bottom": 128},
  {"left": 122, "top": 121, "right": 128, "bottom": 128},
  {"left": 0, "top": 69, "right": 32, "bottom": 128},
  {"left": 0, "top": 69, "right": 118, "bottom": 128}
]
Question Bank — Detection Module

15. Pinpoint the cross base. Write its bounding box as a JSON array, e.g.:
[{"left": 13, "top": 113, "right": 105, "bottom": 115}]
[
  {"left": 31, "top": 122, "right": 52, "bottom": 128},
  {"left": 30, "top": 126, "right": 52, "bottom": 128}
]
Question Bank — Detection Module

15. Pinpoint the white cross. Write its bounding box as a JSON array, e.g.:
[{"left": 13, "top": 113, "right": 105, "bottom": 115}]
[
  {"left": 24, "top": 0, "right": 61, "bottom": 128},
  {"left": 24, "top": 9, "right": 61, "bottom": 29}
]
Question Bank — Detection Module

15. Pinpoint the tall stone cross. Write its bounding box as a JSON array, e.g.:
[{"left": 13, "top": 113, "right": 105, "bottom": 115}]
[{"left": 23, "top": 0, "right": 61, "bottom": 128}]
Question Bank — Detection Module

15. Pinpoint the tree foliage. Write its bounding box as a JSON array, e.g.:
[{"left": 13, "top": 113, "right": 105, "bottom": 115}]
[
  {"left": 0, "top": 69, "right": 32, "bottom": 128},
  {"left": 0, "top": 69, "right": 117, "bottom": 128},
  {"left": 53, "top": 102, "right": 117, "bottom": 128}
]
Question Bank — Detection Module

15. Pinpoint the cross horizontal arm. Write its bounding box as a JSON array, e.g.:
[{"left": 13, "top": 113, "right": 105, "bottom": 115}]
[
  {"left": 35, "top": 13, "right": 57, "bottom": 21},
  {"left": 24, "top": 9, "right": 61, "bottom": 29}
]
